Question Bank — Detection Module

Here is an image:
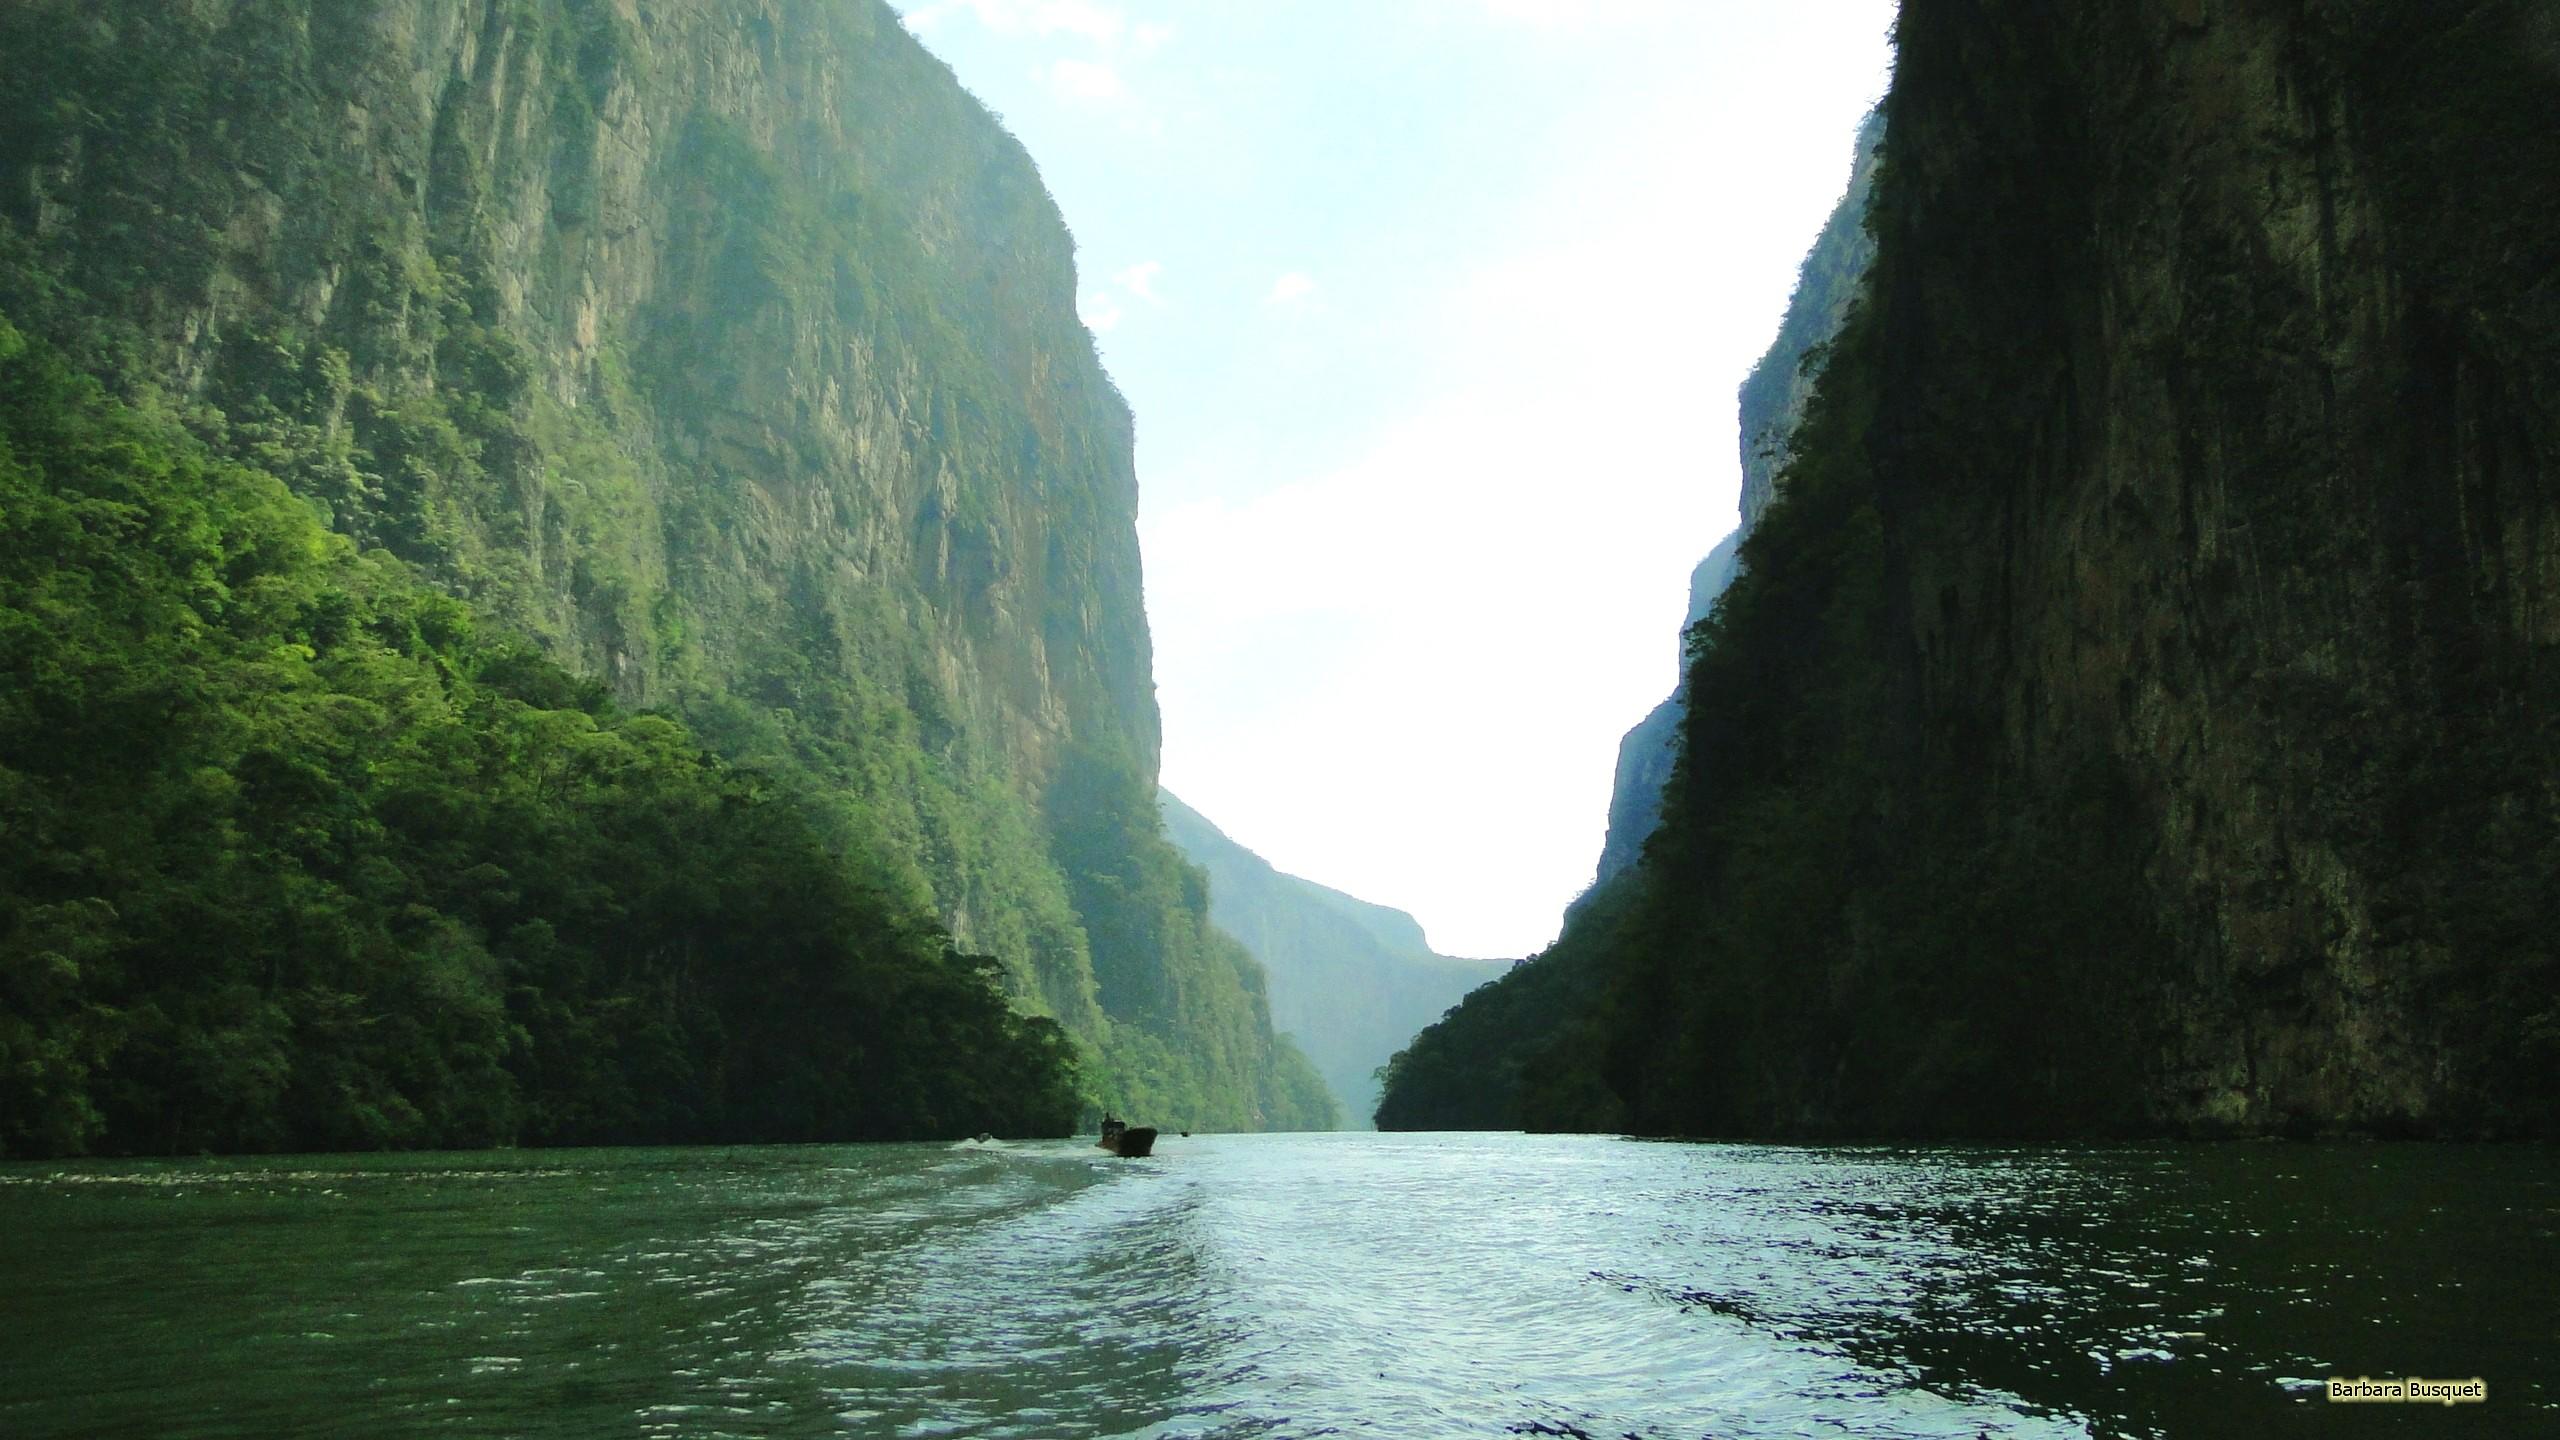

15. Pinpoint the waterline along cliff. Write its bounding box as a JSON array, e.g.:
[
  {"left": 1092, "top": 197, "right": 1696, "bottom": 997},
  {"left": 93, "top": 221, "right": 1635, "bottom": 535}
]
[
  {"left": 1383, "top": 0, "right": 2560, "bottom": 1139},
  {"left": 0, "top": 0, "right": 1332, "bottom": 1155}
]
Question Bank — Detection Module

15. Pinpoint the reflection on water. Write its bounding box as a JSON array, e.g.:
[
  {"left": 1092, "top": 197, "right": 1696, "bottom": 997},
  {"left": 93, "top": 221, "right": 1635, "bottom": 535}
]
[{"left": 0, "top": 1134, "right": 2550, "bottom": 1437}]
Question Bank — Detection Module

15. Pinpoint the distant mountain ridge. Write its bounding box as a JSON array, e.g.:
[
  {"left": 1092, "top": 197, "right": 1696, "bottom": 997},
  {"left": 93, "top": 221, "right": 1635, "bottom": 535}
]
[{"left": 1159, "top": 791, "right": 1500, "bottom": 1126}]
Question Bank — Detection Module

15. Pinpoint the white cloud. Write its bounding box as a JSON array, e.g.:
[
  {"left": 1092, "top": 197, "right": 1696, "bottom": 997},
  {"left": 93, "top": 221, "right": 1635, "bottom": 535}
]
[
  {"left": 1045, "top": 56, "right": 1128, "bottom": 104},
  {"left": 1035, "top": 0, "right": 1128, "bottom": 43},
  {"left": 1077, "top": 288, "right": 1124, "bottom": 332},
  {"left": 1265, "top": 270, "right": 1318, "bottom": 306},
  {"left": 898, "top": 0, "right": 1166, "bottom": 129},
  {"left": 1451, "top": 0, "right": 1674, "bottom": 26},
  {"left": 903, "top": 0, "right": 1127, "bottom": 45},
  {"left": 1114, "top": 259, "right": 1166, "bottom": 304}
]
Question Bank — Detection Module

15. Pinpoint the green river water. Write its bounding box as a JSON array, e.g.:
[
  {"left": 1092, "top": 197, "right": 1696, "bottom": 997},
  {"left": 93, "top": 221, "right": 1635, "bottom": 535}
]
[{"left": 0, "top": 1132, "right": 2550, "bottom": 1437}]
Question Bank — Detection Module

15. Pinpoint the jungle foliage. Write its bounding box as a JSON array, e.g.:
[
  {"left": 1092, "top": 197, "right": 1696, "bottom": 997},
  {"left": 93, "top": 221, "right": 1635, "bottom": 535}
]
[
  {"left": 0, "top": 317, "right": 1083, "bottom": 1156},
  {"left": 1381, "top": 0, "right": 2560, "bottom": 1140},
  {"left": 0, "top": 0, "right": 1333, "bottom": 1140},
  {"left": 1370, "top": 876, "right": 1632, "bottom": 1133}
]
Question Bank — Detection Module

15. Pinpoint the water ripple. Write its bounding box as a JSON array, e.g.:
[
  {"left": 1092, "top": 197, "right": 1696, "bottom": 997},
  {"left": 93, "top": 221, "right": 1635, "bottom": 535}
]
[{"left": 1, "top": 1136, "right": 2552, "bottom": 1437}]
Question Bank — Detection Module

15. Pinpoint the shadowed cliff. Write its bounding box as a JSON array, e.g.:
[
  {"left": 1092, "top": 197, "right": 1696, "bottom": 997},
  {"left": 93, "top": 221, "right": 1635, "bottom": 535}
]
[
  {"left": 1585, "top": 111, "right": 1881, "bottom": 897},
  {"left": 1389, "top": 1, "right": 2560, "bottom": 1139}
]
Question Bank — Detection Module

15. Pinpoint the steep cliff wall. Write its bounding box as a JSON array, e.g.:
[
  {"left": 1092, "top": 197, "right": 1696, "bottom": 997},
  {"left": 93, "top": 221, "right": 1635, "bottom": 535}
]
[
  {"left": 1393, "top": 1, "right": 2560, "bottom": 1138},
  {"left": 1160, "top": 791, "right": 1500, "bottom": 1125},
  {"left": 1735, "top": 109, "right": 1884, "bottom": 534},
  {"left": 1589, "top": 538, "right": 1737, "bottom": 889},
  {"left": 0, "top": 0, "right": 1329, "bottom": 1129},
  {"left": 1586, "top": 115, "right": 1880, "bottom": 893}
]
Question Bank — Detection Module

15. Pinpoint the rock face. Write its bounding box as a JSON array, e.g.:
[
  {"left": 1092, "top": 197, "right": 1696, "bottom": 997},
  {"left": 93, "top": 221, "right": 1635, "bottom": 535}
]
[
  {"left": 0, "top": 0, "right": 1331, "bottom": 1129},
  {"left": 1735, "top": 109, "right": 1884, "bottom": 534},
  {"left": 1392, "top": 1, "right": 2560, "bottom": 1139},
  {"left": 1590, "top": 538, "right": 1737, "bottom": 887},
  {"left": 1587, "top": 113, "right": 1878, "bottom": 893},
  {"left": 1159, "top": 791, "right": 1500, "bottom": 1126}
]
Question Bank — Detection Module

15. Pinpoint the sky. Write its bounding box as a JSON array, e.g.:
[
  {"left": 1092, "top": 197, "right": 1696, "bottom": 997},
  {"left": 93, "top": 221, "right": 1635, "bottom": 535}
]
[{"left": 892, "top": 0, "right": 1898, "bottom": 958}]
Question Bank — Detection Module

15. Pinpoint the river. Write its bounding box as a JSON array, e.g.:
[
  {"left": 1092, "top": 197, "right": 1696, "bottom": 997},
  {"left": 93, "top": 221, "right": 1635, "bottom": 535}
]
[{"left": 1, "top": 1132, "right": 2549, "bottom": 1437}]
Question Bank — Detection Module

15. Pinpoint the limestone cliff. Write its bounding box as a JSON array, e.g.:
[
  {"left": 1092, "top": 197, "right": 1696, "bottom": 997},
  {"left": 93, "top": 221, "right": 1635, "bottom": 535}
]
[
  {"left": 1391, "top": 1, "right": 2560, "bottom": 1139},
  {"left": 1735, "top": 110, "right": 1883, "bottom": 534},
  {"left": 1587, "top": 112, "right": 1878, "bottom": 891},
  {"left": 0, "top": 0, "right": 1330, "bottom": 1129},
  {"left": 1159, "top": 791, "right": 1499, "bottom": 1126},
  {"left": 1590, "top": 536, "right": 1737, "bottom": 888}
]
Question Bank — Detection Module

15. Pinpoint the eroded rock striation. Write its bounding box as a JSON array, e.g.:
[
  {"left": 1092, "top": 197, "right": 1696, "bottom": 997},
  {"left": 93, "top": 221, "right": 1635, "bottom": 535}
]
[
  {"left": 0, "top": 0, "right": 1331, "bottom": 1130},
  {"left": 1389, "top": 2, "right": 2560, "bottom": 1139},
  {"left": 1585, "top": 112, "right": 1879, "bottom": 895}
]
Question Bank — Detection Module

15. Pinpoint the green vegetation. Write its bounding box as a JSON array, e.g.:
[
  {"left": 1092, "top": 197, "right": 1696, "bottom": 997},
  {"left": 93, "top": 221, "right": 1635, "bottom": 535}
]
[
  {"left": 1384, "top": 1, "right": 2560, "bottom": 1140},
  {"left": 1587, "top": 114, "right": 1875, "bottom": 911},
  {"left": 1372, "top": 876, "right": 1631, "bottom": 1133},
  {"left": 0, "top": 0, "right": 1331, "bottom": 1142},
  {"left": 1733, "top": 109, "right": 1881, "bottom": 527},
  {"left": 0, "top": 318, "right": 1081, "bottom": 1156},
  {"left": 1046, "top": 759, "right": 1336, "bottom": 1130},
  {"left": 1539, "top": 313, "right": 2166, "bottom": 1136}
]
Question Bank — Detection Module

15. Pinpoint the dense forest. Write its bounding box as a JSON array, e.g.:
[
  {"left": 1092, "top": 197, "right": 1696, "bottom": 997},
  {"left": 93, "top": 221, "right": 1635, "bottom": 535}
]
[
  {"left": 1385, "top": 0, "right": 2560, "bottom": 1140},
  {"left": 0, "top": 317, "right": 1081, "bottom": 1154},
  {"left": 0, "top": 0, "right": 1333, "bottom": 1153}
]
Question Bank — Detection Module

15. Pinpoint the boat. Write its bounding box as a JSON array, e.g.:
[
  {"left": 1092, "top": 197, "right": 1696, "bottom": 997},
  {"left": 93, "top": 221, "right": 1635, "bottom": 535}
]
[{"left": 1097, "top": 1115, "right": 1158, "bottom": 1157}]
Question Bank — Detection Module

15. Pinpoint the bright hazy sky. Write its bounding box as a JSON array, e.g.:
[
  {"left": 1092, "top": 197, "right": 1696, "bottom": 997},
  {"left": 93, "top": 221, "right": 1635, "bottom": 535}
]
[{"left": 893, "top": 0, "right": 1897, "bottom": 957}]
